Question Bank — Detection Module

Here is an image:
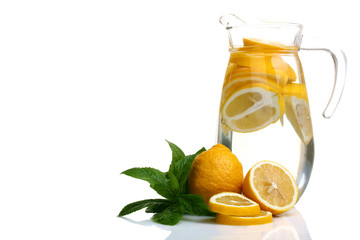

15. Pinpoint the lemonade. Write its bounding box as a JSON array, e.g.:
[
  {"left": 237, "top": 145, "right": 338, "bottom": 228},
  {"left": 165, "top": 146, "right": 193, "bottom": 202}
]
[{"left": 217, "top": 39, "right": 314, "bottom": 198}]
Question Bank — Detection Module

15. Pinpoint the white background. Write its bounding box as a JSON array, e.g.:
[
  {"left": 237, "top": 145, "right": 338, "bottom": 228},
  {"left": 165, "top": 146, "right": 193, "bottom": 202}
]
[{"left": 0, "top": 1, "right": 358, "bottom": 239}]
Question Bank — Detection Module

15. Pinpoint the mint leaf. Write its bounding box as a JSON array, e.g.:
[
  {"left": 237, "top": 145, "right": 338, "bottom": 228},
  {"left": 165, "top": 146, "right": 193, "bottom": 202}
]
[
  {"left": 166, "top": 141, "right": 205, "bottom": 194},
  {"left": 166, "top": 140, "right": 185, "bottom": 174},
  {"left": 165, "top": 172, "right": 180, "bottom": 198},
  {"left": 145, "top": 201, "right": 173, "bottom": 213},
  {"left": 151, "top": 204, "right": 183, "bottom": 226},
  {"left": 118, "top": 199, "right": 172, "bottom": 217},
  {"left": 174, "top": 147, "right": 206, "bottom": 194},
  {"left": 179, "top": 194, "right": 216, "bottom": 217},
  {"left": 122, "top": 167, "right": 177, "bottom": 200}
]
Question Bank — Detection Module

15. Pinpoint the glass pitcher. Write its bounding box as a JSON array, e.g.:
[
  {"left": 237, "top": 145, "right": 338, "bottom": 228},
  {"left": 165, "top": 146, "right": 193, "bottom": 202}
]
[{"left": 217, "top": 14, "right": 346, "bottom": 198}]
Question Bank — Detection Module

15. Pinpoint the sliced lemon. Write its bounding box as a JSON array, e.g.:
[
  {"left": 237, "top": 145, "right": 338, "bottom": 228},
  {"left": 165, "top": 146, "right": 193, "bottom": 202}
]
[
  {"left": 242, "top": 161, "right": 299, "bottom": 215},
  {"left": 216, "top": 210, "right": 273, "bottom": 226},
  {"left": 224, "top": 68, "right": 288, "bottom": 94},
  {"left": 229, "top": 52, "right": 269, "bottom": 69},
  {"left": 234, "top": 38, "right": 298, "bottom": 82},
  {"left": 221, "top": 82, "right": 285, "bottom": 133},
  {"left": 272, "top": 58, "right": 297, "bottom": 82},
  {"left": 224, "top": 62, "right": 238, "bottom": 83},
  {"left": 243, "top": 37, "right": 298, "bottom": 52},
  {"left": 284, "top": 83, "right": 313, "bottom": 145},
  {"left": 208, "top": 192, "right": 261, "bottom": 216},
  {"left": 229, "top": 52, "right": 297, "bottom": 82},
  {"left": 222, "top": 75, "right": 279, "bottom": 102},
  {"left": 230, "top": 66, "right": 288, "bottom": 85}
]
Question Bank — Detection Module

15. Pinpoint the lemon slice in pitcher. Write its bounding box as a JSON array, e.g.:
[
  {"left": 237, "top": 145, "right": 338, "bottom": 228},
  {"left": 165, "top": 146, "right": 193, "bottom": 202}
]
[
  {"left": 226, "top": 68, "right": 288, "bottom": 91},
  {"left": 229, "top": 52, "right": 297, "bottom": 82},
  {"left": 221, "top": 74, "right": 286, "bottom": 104},
  {"left": 221, "top": 82, "right": 285, "bottom": 133},
  {"left": 239, "top": 37, "right": 298, "bottom": 82},
  {"left": 284, "top": 83, "right": 313, "bottom": 145},
  {"left": 243, "top": 37, "right": 298, "bottom": 52}
]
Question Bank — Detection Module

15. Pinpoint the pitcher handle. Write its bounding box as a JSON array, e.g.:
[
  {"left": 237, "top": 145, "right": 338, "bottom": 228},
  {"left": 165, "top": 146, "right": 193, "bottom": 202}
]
[{"left": 300, "top": 45, "right": 347, "bottom": 118}]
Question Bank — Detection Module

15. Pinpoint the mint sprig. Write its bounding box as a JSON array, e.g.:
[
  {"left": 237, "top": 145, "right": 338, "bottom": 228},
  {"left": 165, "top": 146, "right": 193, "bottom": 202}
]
[{"left": 118, "top": 140, "right": 215, "bottom": 225}]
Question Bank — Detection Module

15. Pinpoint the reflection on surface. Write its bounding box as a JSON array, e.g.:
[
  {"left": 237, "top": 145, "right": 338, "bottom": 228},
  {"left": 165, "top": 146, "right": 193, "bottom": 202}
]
[
  {"left": 261, "top": 225, "right": 300, "bottom": 240},
  {"left": 163, "top": 208, "right": 311, "bottom": 240},
  {"left": 120, "top": 208, "right": 311, "bottom": 240}
]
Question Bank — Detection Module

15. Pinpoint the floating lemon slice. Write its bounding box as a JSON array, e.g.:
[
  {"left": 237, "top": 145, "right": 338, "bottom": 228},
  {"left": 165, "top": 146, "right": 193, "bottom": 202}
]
[
  {"left": 221, "top": 82, "right": 285, "bottom": 133},
  {"left": 223, "top": 68, "right": 288, "bottom": 95},
  {"left": 229, "top": 52, "right": 269, "bottom": 69},
  {"left": 229, "top": 52, "right": 297, "bottom": 82},
  {"left": 221, "top": 75, "right": 285, "bottom": 105},
  {"left": 208, "top": 192, "right": 261, "bottom": 216},
  {"left": 242, "top": 161, "right": 299, "bottom": 215},
  {"left": 243, "top": 37, "right": 298, "bottom": 52},
  {"left": 216, "top": 210, "right": 273, "bottom": 226},
  {"left": 229, "top": 66, "right": 289, "bottom": 86},
  {"left": 284, "top": 83, "right": 313, "bottom": 145},
  {"left": 230, "top": 38, "right": 298, "bottom": 82}
]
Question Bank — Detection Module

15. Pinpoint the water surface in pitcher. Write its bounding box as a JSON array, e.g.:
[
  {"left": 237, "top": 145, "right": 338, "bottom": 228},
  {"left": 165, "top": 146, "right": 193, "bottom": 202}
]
[{"left": 217, "top": 39, "right": 314, "bottom": 196}]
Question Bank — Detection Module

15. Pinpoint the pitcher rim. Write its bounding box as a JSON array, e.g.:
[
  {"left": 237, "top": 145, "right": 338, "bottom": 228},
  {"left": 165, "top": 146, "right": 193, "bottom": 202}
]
[
  {"left": 224, "top": 22, "right": 303, "bottom": 31},
  {"left": 219, "top": 14, "right": 303, "bottom": 31}
]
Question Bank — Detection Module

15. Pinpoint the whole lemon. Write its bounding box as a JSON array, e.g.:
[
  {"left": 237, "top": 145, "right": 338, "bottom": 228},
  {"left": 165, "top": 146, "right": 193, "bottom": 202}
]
[{"left": 187, "top": 144, "right": 243, "bottom": 204}]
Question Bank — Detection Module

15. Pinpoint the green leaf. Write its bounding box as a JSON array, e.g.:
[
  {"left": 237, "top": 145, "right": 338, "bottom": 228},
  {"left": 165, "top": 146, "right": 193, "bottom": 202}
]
[
  {"left": 122, "top": 167, "right": 177, "bottom": 200},
  {"left": 145, "top": 200, "right": 173, "bottom": 213},
  {"left": 165, "top": 141, "right": 206, "bottom": 195},
  {"left": 194, "top": 147, "right": 207, "bottom": 156},
  {"left": 165, "top": 172, "right": 180, "bottom": 198},
  {"left": 175, "top": 147, "right": 206, "bottom": 194},
  {"left": 166, "top": 140, "right": 185, "bottom": 174},
  {"left": 179, "top": 194, "right": 216, "bottom": 217},
  {"left": 151, "top": 204, "right": 184, "bottom": 226},
  {"left": 118, "top": 199, "right": 172, "bottom": 217}
]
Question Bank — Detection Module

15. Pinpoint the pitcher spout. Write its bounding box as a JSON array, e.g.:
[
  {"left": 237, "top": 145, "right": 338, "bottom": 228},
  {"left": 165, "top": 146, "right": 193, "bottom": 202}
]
[{"left": 219, "top": 14, "right": 246, "bottom": 30}]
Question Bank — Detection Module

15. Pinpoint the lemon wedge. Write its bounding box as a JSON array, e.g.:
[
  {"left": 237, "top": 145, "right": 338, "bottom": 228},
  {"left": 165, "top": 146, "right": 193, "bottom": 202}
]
[{"left": 284, "top": 83, "right": 313, "bottom": 145}]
